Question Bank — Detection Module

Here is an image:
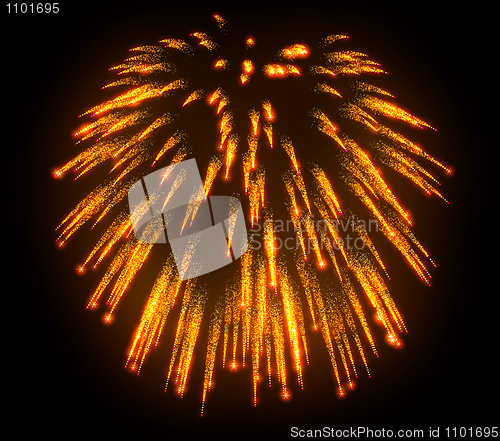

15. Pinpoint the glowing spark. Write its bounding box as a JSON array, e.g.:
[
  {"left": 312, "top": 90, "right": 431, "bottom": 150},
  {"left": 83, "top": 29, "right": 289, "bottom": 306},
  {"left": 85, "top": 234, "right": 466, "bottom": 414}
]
[
  {"left": 245, "top": 37, "right": 255, "bottom": 49},
  {"left": 310, "top": 108, "right": 345, "bottom": 150},
  {"left": 151, "top": 130, "right": 187, "bottom": 167},
  {"left": 277, "top": 44, "right": 309, "bottom": 60},
  {"left": 158, "top": 38, "right": 194, "bottom": 55},
  {"left": 357, "top": 95, "right": 435, "bottom": 130},
  {"left": 263, "top": 210, "right": 278, "bottom": 288}
]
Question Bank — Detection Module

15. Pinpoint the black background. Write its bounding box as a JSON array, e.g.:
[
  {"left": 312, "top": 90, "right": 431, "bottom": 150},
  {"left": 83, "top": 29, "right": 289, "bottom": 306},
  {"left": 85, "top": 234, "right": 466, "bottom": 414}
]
[{"left": 4, "top": 1, "right": 496, "bottom": 439}]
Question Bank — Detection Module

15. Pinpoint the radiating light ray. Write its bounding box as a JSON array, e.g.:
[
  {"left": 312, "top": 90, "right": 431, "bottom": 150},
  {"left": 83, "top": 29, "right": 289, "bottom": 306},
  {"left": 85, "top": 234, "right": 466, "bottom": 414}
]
[
  {"left": 201, "top": 296, "right": 223, "bottom": 416},
  {"left": 323, "top": 289, "right": 354, "bottom": 388},
  {"left": 248, "top": 108, "right": 260, "bottom": 136},
  {"left": 340, "top": 136, "right": 412, "bottom": 225},
  {"left": 310, "top": 164, "right": 343, "bottom": 217},
  {"left": 357, "top": 95, "right": 435, "bottom": 130},
  {"left": 302, "top": 212, "right": 326, "bottom": 268},
  {"left": 293, "top": 172, "right": 312, "bottom": 215},
  {"left": 311, "top": 194, "right": 350, "bottom": 269},
  {"left": 310, "top": 65, "right": 337, "bottom": 78},
  {"left": 341, "top": 103, "right": 380, "bottom": 132},
  {"left": 354, "top": 219, "right": 389, "bottom": 279},
  {"left": 111, "top": 61, "right": 173, "bottom": 76},
  {"left": 80, "top": 211, "right": 133, "bottom": 272},
  {"left": 247, "top": 135, "right": 258, "bottom": 169},
  {"left": 126, "top": 255, "right": 180, "bottom": 374},
  {"left": 310, "top": 108, "right": 346, "bottom": 150},
  {"left": 158, "top": 145, "right": 192, "bottom": 186},
  {"left": 354, "top": 81, "right": 394, "bottom": 98},
  {"left": 295, "top": 256, "right": 344, "bottom": 393},
  {"left": 160, "top": 167, "right": 189, "bottom": 213},
  {"left": 263, "top": 123, "right": 273, "bottom": 149},
  {"left": 102, "top": 77, "right": 142, "bottom": 90},
  {"left": 248, "top": 166, "right": 265, "bottom": 224},
  {"left": 314, "top": 82, "right": 343, "bottom": 98},
  {"left": 225, "top": 195, "right": 241, "bottom": 255},
  {"left": 283, "top": 171, "right": 301, "bottom": 216},
  {"left": 158, "top": 38, "right": 194, "bottom": 55},
  {"left": 278, "top": 259, "right": 306, "bottom": 389},
  {"left": 224, "top": 133, "right": 239, "bottom": 179},
  {"left": 151, "top": 130, "right": 187, "bottom": 166},
  {"left": 54, "top": 137, "right": 123, "bottom": 179},
  {"left": 129, "top": 45, "right": 165, "bottom": 54},
  {"left": 325, "top": 51, "right": 386, "bottom": 76},
  {"left": 374, "top": 142, "right": 448, "bottom": 202},
  {"left": 318, "top": 224, "right": 343, "bottom": 282},
  {"left": 375, "top": 123, "right": 450, "bottom": 173},
  {"left": 81, "top": 81, "right": 187, "bottom": 118},
  {"left": 165, "top": 280, "right": 206, "bottom": 397},
  {"left": 280, "top": 135, "right": 300, "bottom": 174},
  {"left": 55, "top": 180, "right": 125, "bottom": 245},
  {"left": 217, "top": 109, "right": 234, "bottom": 148},
  {"left": 344, "top": 175, "right": 432, "bottom": 284},
  {"left": 349, "top": 253, "right": 403, "bottom": 346},
  {"left": 182, "top": 89, "right": 205, "bottom": 106},
  {"left": 268, "top": 288, "right": 289, "bottom": 398},
  {"left": 105, "top": 235, "right": 157, "bottom": 318},
  {"left": 239, "top": 247, "right": 253, "bottom": 367}
]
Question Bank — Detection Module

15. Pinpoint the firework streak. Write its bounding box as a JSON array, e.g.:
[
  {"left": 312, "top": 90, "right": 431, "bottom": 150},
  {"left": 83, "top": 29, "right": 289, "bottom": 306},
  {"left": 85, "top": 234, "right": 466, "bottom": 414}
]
[{"left": 54, "top": 14, "right": 450, "bottom": 415}]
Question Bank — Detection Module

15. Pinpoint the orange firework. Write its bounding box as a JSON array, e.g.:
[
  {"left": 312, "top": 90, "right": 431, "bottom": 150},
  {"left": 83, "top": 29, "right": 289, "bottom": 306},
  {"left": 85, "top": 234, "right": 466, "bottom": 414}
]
[{"left": 54, "top": 12, "right": 451, "bottom": 416}]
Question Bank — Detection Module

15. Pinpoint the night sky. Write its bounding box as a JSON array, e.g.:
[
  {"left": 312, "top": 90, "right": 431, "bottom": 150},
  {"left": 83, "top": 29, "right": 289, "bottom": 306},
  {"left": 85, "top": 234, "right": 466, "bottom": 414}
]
[{"left": 4, "top": 1, "right": 496, "bottom": 439}]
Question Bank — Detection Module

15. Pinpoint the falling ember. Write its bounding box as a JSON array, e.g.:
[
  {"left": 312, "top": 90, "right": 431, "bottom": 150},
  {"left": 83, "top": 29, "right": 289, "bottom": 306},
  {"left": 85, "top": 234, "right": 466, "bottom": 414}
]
[{"left": 54, "top": 12, "right": 451, "bottom": 416}]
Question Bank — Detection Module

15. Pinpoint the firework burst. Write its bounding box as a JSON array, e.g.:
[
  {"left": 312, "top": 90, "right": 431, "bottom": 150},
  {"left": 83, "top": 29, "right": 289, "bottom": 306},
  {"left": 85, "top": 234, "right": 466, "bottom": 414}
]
[{"left": 54, "top": 13, "right": 451, "bottom": 415}]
